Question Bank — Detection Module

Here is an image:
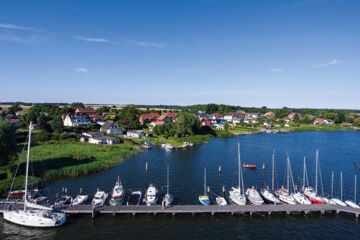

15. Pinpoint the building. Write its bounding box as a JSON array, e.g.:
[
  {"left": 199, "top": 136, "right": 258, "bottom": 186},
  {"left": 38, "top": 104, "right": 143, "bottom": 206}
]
[
  {"left": 88, "top": 114, "right": 104, "bottom": 122},
  {"left": 100, "top": 121, "right": 123, "bottom": 134},
  {"left": 88, "top": 136, "right": 120, "bottom": 145},
  {"left": 157, "top": 115, "right": 170, "bottom": 123},
  {"left": 80, "top": 132, "right": 105, "bottom": 142},
  {"left": 63, "top": 114, "right": 92, "bottom": 127},
  {"left": 313, "top": 118, "right": 325, "bottom": 125},
  {"left": 288, "top": 112, "right": 302, "bottom": 121},
  {"left": 75, "top": 108, "right": 96, "bottom": 115},
  {"left": 224, "top": 115, "right": 243, "bottom": 124},
  {"left": 264, "top": 112, "right": 275, "bottom": 118},
  {"left": 127, "top": 130, "right": 145, "bottom": 138},
  {"left": 139, "top": 113, "right": 160, "bottom": 125}
]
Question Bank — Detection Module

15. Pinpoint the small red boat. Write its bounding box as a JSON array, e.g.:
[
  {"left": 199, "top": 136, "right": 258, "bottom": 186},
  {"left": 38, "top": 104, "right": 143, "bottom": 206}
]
[
  {"left": 8, "top": 190, "right": 25, "bottom": 196},
  {"left": 242, "top": 164, "right": 257, "bottom": 169}
]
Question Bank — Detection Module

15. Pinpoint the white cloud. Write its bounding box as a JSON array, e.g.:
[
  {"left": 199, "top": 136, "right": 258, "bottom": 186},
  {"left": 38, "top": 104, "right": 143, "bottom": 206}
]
[
  {"left": 75, "top": 36, "right": 112, "bottom": 43},
  {"left": 134, "top": 41, "right": 165, "bottom": 48},
  {"left": 268, "top": 68, "right": 284, "bottom": 72},
  {"left": 0, "top": 23, "right": 42, "bottom": 32},
  {"left": 75, "top": 68, "right": 88, "bottom": 73},
  {"left": 313, "top": 59, "right": 339, "bottom": 68}
]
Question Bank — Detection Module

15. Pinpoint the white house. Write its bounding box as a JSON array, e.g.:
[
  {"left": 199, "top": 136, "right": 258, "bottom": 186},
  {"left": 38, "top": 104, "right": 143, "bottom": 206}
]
[
  {"left": 88, "top": 136, "right": 120, "bottom": 145},
  {"left": 100, "top": 121, "right": 123, "bottom": 135},
  {"left": 127, "top": 130, "right": 145, "bottom": 138},
  {"left": 224, "top": 115, "right": 243, "bottom": 124},
  {"left": 80, "top": 132, "right": 105, "bottom": 142},
  {"left": 63, "top": 114, "right": 92, "bottom": 127}
]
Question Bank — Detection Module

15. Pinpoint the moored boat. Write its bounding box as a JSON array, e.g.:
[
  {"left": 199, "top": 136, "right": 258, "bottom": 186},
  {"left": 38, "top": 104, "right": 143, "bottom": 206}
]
[
  {"left": 304, "top": 187, "right": 326, "bottom": 204},
  {"left": 216, "top": 196, "right": 227, "bottom": 206},
  {"left": 261, "top": 188, "right": 280, "bottom": 204},
  {"left": 245, "top": 187, "right": 264, "bottom": 205},
  {"left": 199, "top": 168, "right": 210, "bottom": 206},
  {"left": 345, "top": 200, "right": 360, "bottom": 208},
  {"left": 163, "top": 166, "right": 173, "bottom": 206},
  {"left": 92, "top": 190, "right": 108, "bottom": 206},
  {"left": 242, "top": 164, "right": 256, "bottom": 169},
  {"left": 229, "top": 142, "right": 247, "bottom": 205},
  {"left": 293, "top": 192, "right": 311, "bottom": 205},
  {"left": 72, "top": 194, "right": 88, "bottom": 206},
  {"left": 145, "top": 184, "right": 158, "bottom": 206},
  {"left": 127, "top": 191, "right": 142, "bottom": 206},
  {"left": 276, "top": 187, "right": 297, "bottom": 205},
  {"left": 110, "top": 177, "right": 125, "bottom": 206}
]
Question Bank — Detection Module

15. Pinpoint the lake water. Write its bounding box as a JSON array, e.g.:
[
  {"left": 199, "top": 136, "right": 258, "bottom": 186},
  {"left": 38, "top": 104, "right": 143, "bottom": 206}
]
[{"left": 1, "top": 131, "right": 360, "bottom": 239}]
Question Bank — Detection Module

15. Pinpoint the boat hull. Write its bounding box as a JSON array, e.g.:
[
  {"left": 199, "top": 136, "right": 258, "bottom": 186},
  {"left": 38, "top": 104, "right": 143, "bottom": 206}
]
[
  {"left": 199, "top": 196, "right": 210, "bottom": 206},
  {"left": 3, "top": 210, "right": 66, "bottom": 228}
]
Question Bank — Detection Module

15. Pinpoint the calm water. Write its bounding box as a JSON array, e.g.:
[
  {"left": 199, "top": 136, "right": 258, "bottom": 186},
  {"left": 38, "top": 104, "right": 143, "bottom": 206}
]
[{"left": 1, "top": 131, "right": 360, "bottom": 239}]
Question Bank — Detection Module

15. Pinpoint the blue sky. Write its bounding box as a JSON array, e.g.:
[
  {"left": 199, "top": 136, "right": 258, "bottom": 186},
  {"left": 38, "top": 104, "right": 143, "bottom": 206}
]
[{"left": 0, "top": 0, "right": 359, "bottom": 108}]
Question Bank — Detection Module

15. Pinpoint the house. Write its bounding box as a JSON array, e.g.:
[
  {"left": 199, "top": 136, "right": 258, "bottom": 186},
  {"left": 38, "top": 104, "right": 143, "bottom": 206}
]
[
  {"left": 88, "top": 114, "right": 104, "bottom": 122},
  {"left": 264, "top": 112, "right": 275, "bottom": 118},
  {"left": 288, "top": 112, "right": 301, "bottom": 121},
  {"left": 200, "top": 119, "right": 211, "bottom": 126},
  {"left": 313, "top": 118, "right": 325, "bottom": 125},
  {"left": 213, "top": 123, "right": 225, "bottom": 130},
  {"left": 127, "top": 130, "right": 145, "bottom": 138},
  {"left": 305, "top": 114, "right": 315, "bottom": 120},
  {"left": 165, "top": 112, "right": 177, "bottom": 120},
  {"left": 227, "top": 110, "right": 246, "bottom": 118},
  {"left": 224, "top": 115, "right": 243, "bottom": 124},
  {"left": 88, "top": 136, "right": 120, "bottom": 145},
  {"left": 100, "top": 121, "right": 123, "bottom": 134},
  {"left": 150, "top": 121, "right": 166, "bottom": 129},
  {"left": 157, "top": 115, "right": 170, "bottom": 123},
  {"left": 139, "top": 113, "right": 160, "bottom": 125},
  {"left": 325, "top": 119, "right": 335, "bottom": 126},
  {"left": 63, "top": 114, "right": 92, "bottom": 127},
  {"left": 75, "top": 108, "right": 96, "bottom": 115},
  {"left": 80, "top": 132, "right": 105, "bottom": 142}
]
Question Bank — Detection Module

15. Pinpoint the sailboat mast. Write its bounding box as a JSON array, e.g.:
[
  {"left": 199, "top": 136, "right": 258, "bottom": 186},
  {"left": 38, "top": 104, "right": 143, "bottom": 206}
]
[
  {"left": 272, "top": 150, "right": 275, "bottom": 191},
  {"left": 340, "top": 171, "right": 343, "bottom": 201},
  {"left": 286, "top": 155, "right": 290, "bottom": 191},
  {"left": 303, "top": 157, "right": 306, "bottom": 191},
  {"left": 24, "top": 122, "right": 32, "bottom": 211},
  {"left": 315, "top": 149, "right": 318, "bottom": 194},
  {"left": 204, "top": 168, "right": 206, "bottom": 196},
  {"left": 167, "top": 165, "right": 169, "bottom": 195},
  {"left": 355, "top": 175, "right": 357, "bottom": 203},
  {"left": 238, "top": 143, "right": 245, "bottom": 195},
  {"left": 331, "top": 171, "right": 334, "bottom": 199},
  {"left": 238, "top": 142, "right": 240, "bottom": 189}
]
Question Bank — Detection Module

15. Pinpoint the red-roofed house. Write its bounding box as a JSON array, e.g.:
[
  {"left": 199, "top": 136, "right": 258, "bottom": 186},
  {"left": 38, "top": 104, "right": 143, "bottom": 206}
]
[
  {"left": 158, "top": 115, "right": 170, "bottom": 123},
  {"left": 75, "top": 108, "right": 96, "bottom": 115},
  {"left": 313, "top": 118, "right": 325, "bottom": 125},
  {"left": 288, "top": 112, "right": 301, "bottom": 121},
  {"left": 264, "top": 112, "right": 275, "bottom": 118},
  {"left": 88, "top": 114, "right": 104, "bottom": 122},
  {"left": 139, "top": 112, "right": 160, "bottom": 125},
  {"left": 200, "top": 119, "right": 211, "bottom": 126},
  {"left": 165, "top": 112, "right": 177, "bottom": 120}
]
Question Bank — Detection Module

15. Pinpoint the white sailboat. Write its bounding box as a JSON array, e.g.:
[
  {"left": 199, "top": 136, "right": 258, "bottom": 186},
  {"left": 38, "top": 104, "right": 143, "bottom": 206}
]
[
  {"left": 304, "top": 150, "right": 326, "bottom": 204},
  {"left": 245, "top": 187, "right": 264, "bottom": 205},
  {"left": 293, "top": 157, "right": 311, "bottom": 205},
  {"left": 276, "top": 156, "right": 296, "bottom": 205},
  {"left": 260, "top": 151, "right": 280, "bottom": 204},
  {"left": 163, "top": 166, "right": 174, "bottom": 206},
  {"left": 229, "top": 142, "right": 246, "bottom": 205},
  {"left": 330, "top": 171, "right": 346, "bottom": 206},
  {"left": 3, "top": 122, "right": 66, "bottom": 227},
  {"left": 216, "top": 196, "right": 227, "bottom": 206},
  {"left": 345, "top": 175, "right": 360, "bottom": 208}
]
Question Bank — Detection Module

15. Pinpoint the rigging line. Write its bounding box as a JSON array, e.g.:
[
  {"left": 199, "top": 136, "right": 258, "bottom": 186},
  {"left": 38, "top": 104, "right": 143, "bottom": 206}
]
[
  {"left": 7, "top": 134, "right": 28, "bottom": 200},
  {"left": 318, "top": 160, "right": 325, "bottom": 197}
]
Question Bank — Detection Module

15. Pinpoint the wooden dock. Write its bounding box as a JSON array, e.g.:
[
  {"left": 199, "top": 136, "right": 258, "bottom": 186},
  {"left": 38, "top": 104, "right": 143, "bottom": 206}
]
[{"left": 1, "top": 200, "right": 359, "bottom": 219}]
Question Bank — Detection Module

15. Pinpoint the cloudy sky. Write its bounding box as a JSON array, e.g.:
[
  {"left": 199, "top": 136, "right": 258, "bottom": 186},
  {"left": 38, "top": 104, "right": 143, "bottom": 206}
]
[{"left": 1, "top": 0, "right": 359, "bottom": 108}]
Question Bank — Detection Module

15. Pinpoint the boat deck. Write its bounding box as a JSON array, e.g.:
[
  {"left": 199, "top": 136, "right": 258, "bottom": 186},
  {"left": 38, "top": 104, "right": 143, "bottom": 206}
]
[{"left": 1, "top": 200, "right": 359, "bottom": 218}]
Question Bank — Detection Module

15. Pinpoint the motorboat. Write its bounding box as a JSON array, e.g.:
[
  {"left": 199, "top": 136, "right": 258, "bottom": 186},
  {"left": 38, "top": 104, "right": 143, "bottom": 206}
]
[
  {"left": 275, "top": 187, "right": 297, "bottom": 205},
  {"left": 242, "top": 164, "right": 256, "bottom": 169},
  {"left": 245, "top": 187, "right": 264, "bottom": 205},
  {"left": 142, "top": 142, "right": 152, "bottom": 149},
  {"left": 216, "top": 196, "right": 227, "bottom": 206},
  {"left": 72, "top": 194, "right": 88, "bottom": 206},
  {"left": 145, "top": 184, "right": 158, "bottom": 206},
  {"left": 54, "top": 195, "right": 72, "bottom": 208},
  {"left": 260, "top": 188, "right": 280, "bottom": 204},
  {"left": 92, "top": 190, "right": 108, "bottom": 206},
  {"left": 182, "top": 142, "right": 194, "bottom": 147},
  {"left": 293, "top": 192, "right": 311, "bottom": 205},
  {"left": 127, "top": 191, "right": 142, "bottom": 206},
  {"left": 199, "top": 168, "right": 210, "bottom": 206},
  {"left": 3, "top": 122, "right": 66, "bottom": 228},
  {"left": 345, "top": 200, "right": 360, "bottom": 208},
  {"left": 110, "top": 177, "right": 125, "bottom": 206},
  {"left": 161, "top": 143, "right": 173, "bottom": 150}
]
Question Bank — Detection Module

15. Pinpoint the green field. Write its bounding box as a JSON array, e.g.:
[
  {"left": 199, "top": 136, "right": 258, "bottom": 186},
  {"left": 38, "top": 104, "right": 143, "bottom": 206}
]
[
  {"left": 285, "top": 124, "right": 354, "bottom": 132},
  {"left": 0, "top": 139, "right": 140, "bottom": 194}
]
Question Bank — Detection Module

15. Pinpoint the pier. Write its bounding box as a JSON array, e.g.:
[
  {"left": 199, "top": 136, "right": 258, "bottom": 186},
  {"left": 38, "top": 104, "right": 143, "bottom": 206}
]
[{"left": 0, "top": 200, "right": 359, "bottom": 219}]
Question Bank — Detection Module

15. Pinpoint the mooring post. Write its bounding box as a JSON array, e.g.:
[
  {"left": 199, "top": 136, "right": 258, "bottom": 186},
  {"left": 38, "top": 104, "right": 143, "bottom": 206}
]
[
  {"left": 321, "top": 210, "right": 325, "bottom": 215},
  {"left": 336, "top": 209, "right": 340, "bottom": 215},
  {"left": 80, "top": 188, "right": 83, "bottom": 195},
  {"left": 172, "top": 213, "right": 176, "bottom": 216},
  {"left": 207, "top": 186, "right": 210, "bottom": 195},
  {"left": 249, "top": 212, "right": 253, "bottom": 216},
  {"left": 92, "top": 206, "right": 96, "bottom": 219},
  {"left": 304, "top": 210, "right": 309, "bottom": 215},
  {"left": 146, "top": 162, "right": 148, "bottom": 172},
  {"left": 287, "top": 211, "right": 290, "bottom": 215},
  {"left": 192, "top": 212, "right": 195, "bottom": 216},
  {"left": 113, "top": 211, "right": 116, "bottom": 216},
  {"left": 222, "top": 186, "right": 225, "bottom": 197},
  {"left": 219, "top": 165, "right": 221, "bottom": 175},
  {"left": 211, "top": 212, "right": 215, "bottom": 216},
  {"left": 268, "top": 211, "right": 271, "bottom": 216},
  {"left": 132, "top": 212, "right": 136, "bottom": 216}
]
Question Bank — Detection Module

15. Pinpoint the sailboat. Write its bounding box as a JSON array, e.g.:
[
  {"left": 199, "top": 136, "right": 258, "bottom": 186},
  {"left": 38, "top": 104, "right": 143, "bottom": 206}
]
[
  {"left": 163, "top": 166, "right": 174, "bottom": 206},
  {"left": 261, "top": 151, "right": 280, "bottom": 204},
  {"left": 293, "top": 157, "right": 311, "bottom": 205},
  {"left": 229, "top": 142, "right": 247, "bottom": 205},
  {"left": 330, "top": 172, "right": 347, "bottom": 206},
  {"left": 3, "top": 122, "right": 66, "bottom": 227},
  {"left": 199, "top": 168, "right": 210, "bottom": 206},
  {"left": 110, "top": 177, "right": 125, "bottom": 206},
  {"left": 275, "top": 155, "right": 296, "bottom": 205},
  {"left": 245, "top": 186, "right": 264, "bottom": 205},
  {"left": 304, "top": 150, "right": 326, "bottom": 204},
  {"left": 345, "top": 175, "right": 360, "bottom": 208}
]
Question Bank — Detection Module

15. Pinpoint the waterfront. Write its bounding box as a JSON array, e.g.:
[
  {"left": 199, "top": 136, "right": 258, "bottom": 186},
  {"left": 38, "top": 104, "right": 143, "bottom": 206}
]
[{"left": 1, "top": 131, "right": 360, "bottom": 239}]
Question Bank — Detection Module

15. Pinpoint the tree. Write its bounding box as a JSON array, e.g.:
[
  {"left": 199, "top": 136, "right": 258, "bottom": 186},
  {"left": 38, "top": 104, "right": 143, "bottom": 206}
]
[
  {"left": 0, "top": 120, "right": 17, "bottom": 165},
  {"left": 51, "top": 116, "right": 64, "bottom": 133},
  {"left": 153, "top": 125, "right": 165, "bottom": 136},
  {"left": 8, "top": 103, "right": 22, "bottom": 114},
  {"left": 354, "top": 118, "right": 360, "bottom": 127},
  {"left": 37, "top": 113, "right": 50, "bottom": 131},
  {"left": 70, "top": 102, "right": 84, "bottom": 109},
  {"left": 175, "top": 113, "right": 200, "bottom": 137},
  {"left": 224, "top": 123, "right": 229, "bottom": 132}
]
